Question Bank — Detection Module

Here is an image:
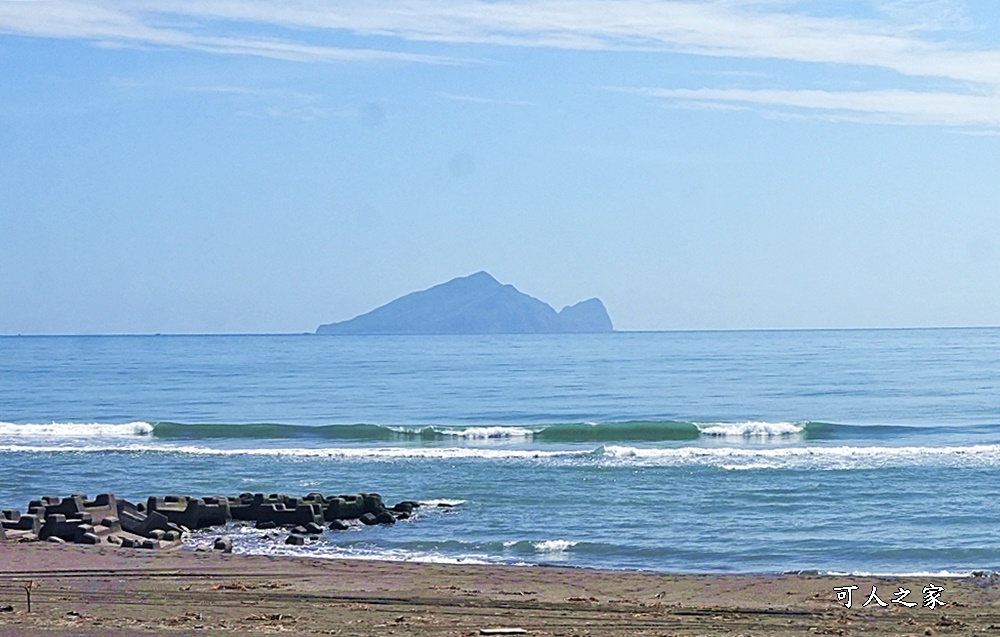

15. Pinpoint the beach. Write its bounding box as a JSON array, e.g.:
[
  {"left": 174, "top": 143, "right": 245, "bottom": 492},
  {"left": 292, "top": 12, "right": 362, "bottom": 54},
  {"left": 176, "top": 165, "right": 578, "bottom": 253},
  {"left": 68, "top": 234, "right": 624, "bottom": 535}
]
[
  {"left": 4, "top": 330, "right": 1000, "bottom": 627},
  {"left": 2, "top": 544, "right": 997, "bottom": 637}
]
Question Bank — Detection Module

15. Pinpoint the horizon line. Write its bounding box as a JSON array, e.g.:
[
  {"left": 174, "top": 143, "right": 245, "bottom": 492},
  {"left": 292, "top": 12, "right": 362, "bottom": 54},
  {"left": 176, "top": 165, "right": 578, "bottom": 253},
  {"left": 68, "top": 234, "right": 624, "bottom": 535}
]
[{"left": 3, "top": 325, "right": 999, "bottom": 337}]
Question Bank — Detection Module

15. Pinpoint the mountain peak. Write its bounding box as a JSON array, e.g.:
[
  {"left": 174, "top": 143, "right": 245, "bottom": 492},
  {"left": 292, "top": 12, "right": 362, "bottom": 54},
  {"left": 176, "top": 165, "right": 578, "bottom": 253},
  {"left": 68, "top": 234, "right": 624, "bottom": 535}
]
[
  {"left": 466, "top": 270, "right": 498, "bottom": 282},
  {"left": 440, "top": 270, "right": 502, "bottom": 289},
  {"left": 317, "top": 273, "right": 613, "bottom": 335}
]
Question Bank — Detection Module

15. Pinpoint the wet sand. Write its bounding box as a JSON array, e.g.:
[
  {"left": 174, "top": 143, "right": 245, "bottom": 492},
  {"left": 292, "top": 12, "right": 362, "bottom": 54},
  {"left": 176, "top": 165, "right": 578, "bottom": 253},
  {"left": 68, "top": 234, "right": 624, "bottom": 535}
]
[{"left": 2, "top": 543, "right": 999, "bottom": 636}]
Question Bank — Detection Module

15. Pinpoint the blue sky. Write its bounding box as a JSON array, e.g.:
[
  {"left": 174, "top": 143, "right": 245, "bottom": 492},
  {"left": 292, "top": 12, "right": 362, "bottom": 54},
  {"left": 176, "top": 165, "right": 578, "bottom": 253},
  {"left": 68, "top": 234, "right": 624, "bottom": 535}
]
[{"left": 2, "top": 0, "right": 1000, "bottom": 333}]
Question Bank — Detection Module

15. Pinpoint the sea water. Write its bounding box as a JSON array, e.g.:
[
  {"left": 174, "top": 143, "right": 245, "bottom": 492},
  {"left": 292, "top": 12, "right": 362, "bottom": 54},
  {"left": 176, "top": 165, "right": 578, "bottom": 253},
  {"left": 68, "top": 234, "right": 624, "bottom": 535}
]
[{"left": 2, "top": 329, "right": 999, "bottom": 574}]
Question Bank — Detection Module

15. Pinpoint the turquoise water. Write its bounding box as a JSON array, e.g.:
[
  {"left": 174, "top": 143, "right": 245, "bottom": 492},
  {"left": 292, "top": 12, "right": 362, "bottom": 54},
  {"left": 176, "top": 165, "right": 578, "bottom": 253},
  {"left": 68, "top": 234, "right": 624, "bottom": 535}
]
[{"left": 2, "top": 330, "right": 999, "bottom": 573}]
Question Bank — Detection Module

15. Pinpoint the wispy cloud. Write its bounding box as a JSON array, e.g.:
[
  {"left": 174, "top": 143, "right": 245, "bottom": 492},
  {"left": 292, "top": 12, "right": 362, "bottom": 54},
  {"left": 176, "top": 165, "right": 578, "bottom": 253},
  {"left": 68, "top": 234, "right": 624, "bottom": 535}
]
[
  {"left": 185, "top": 85, "right": 344, "bottom": 120},
  {"left": 3, "top": 1, "right": 1000, "bottom": 128},
  {"left": 873, "top": 0, "right": 974, "bottom": 32},
  {"left": 107, "top": 0, "right": 1000, "bottom": 85},
  {"left": 622, "top": 86, "right": 1000, "bottom": 128},
  {"left": 188, "top": 85, "right": 322, "bottom": 101},
  {"left": 0, "top": 1, "right": 464, "bottom": 64},
  {"left": 438, "top": 92, "right": 534, "bottom": 107}
]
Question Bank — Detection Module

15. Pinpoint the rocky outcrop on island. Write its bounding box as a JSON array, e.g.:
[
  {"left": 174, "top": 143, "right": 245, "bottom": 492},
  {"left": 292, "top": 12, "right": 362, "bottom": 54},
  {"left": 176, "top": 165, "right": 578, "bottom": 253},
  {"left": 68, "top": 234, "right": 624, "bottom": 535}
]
[
  {"left": 557, "top": 297, "right": 614, "bottom": 333},
  {"left": 0, "top": 491, "right": 442, "bottom": 551},
  {"left": 316, "top": 271, "right": 614, "bottom": 334}
]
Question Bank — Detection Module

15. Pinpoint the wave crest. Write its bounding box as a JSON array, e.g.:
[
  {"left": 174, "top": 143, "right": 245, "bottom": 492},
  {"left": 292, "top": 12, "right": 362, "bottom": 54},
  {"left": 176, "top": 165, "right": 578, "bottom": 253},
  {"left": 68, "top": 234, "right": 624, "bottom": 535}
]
[
  {"left": 697, "top": 421, "right": 806, "bottom": 437},
  {"left": 0, "top": 421, "right": 153, "bottom": 438},
  {"left": 0, "top": 420, "right": 988, "bottom": 448}
]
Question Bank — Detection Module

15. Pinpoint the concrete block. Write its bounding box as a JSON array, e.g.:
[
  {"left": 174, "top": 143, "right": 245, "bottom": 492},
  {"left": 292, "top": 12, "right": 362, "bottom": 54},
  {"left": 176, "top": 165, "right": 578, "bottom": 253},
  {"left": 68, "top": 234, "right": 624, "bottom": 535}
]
[
  {"left": 392, "top": 501, "right": 415, "bottom": 514},
  {"left": 81, "top": 494, "right": 117, "bottom": 525},
  {"left": 362, "top": 493, "right": 384, "bottom": 514},
  {"left": 45, "top": 494, "right": 118, "bottom": 528},
  {"left": 147, "top": 495, "right": 231, "bottom": 530},
  {"left": 117, "top": 499, "right": 180, "bottom": 538},
  {"left": 198, "top": 496, "right": 231, "bottom": 527},
  {"left": 73, "top": 524, "right": 97, "bottom": 543},
  {"left": 325, "top": 495, "right": 366, "bottom": 520},
  {"left": 228, "top": 493, "right": 258, "bottom": 520},
  {"left": 40, "top": 514, "right": 84, "bottom": 542},
  {"left": 28, "top": 496, "right": 61, "bottom": 516},
  {"left": 146, "top": 496, "right": 199, "bottom": 529},
  {"left": 304, "top": 522, "right": 325, "bottom": 535},
  {"left": 2, "top": 511, "right": 41, "bottom": 535},
  {"left": 99, "top": 516, "right": 122, "bottom": 535},
  {"left": 27, "top": 505, "right": 47, "bottom": 519},
  {"left": 78, "top": 531, "right": 100, "bottom": 545},
  {"left": 257, "top": 502, "right": 323, "bottom": 527},
  {"left": 46, "top": 495, "right": 87, "bottom": 517},
  {"left": 230, "top": 493, "right": 290, "bottom": 521}
]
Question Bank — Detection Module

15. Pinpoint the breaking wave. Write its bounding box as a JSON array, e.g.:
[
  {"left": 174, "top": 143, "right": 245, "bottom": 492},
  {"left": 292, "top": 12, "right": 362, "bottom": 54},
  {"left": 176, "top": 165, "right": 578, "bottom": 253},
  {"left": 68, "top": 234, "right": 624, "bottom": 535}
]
[
  {"left": 0, "top": 421, "right": 153, "bottom": 438},
  {"left": 0, "top": 419, "right": 874, "bottom": 443}
]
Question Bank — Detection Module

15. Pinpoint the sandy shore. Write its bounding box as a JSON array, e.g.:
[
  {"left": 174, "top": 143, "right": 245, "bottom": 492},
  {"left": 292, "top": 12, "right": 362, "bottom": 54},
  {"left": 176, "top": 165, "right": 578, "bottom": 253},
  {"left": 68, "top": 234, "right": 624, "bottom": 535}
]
[{"left": 2, "top": 544, "right": 999, "bottom": 636}]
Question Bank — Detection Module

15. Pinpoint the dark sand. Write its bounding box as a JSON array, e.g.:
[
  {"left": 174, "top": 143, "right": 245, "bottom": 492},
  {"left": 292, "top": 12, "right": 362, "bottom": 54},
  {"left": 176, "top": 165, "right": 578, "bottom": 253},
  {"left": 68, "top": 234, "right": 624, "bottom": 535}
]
[{"left": 2, "top": 543, "right": 999, "bottom": 636}]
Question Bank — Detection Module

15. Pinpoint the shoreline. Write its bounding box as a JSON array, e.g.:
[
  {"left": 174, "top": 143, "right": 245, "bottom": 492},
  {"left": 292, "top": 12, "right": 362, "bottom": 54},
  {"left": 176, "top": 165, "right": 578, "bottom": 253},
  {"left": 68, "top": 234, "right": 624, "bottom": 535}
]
[{"left": 3, "top": 544, "right": 998, "bottom": 636}]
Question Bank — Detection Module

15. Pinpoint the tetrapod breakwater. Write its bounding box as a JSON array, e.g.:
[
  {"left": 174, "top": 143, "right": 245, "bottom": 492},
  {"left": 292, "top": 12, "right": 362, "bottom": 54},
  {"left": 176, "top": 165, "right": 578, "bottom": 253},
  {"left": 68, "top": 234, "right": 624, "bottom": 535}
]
[{"left": 1, "top": 491, "right": 438, "bottom": 552}]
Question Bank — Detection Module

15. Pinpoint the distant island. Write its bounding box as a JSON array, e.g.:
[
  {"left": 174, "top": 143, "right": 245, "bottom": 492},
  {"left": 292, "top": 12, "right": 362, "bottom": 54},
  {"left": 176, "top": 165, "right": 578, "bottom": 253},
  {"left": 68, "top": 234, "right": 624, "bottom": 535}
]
[{"left": 316, "top": 271, "right": 613, "bottom": 334}]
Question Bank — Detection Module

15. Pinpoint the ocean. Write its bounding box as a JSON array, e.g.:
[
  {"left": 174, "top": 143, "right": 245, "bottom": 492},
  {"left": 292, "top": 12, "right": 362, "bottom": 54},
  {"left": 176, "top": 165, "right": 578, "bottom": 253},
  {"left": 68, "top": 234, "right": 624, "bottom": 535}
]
[{"left": 2, "top": 329, "right": 999, "bottom": 575}]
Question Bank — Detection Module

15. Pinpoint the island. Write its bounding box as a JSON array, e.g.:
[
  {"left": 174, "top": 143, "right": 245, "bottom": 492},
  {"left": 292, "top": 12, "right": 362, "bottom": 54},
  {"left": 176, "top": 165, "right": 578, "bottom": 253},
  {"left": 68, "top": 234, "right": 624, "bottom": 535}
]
[{"left": 316, "top": 271, "right": 613, "bottom": 334}]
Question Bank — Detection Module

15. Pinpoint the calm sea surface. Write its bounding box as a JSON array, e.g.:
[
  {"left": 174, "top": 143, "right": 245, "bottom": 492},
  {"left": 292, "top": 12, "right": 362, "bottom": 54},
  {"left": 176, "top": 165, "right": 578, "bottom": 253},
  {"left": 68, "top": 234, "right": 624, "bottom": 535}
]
[{"left": 2, "top": 330, "right": 999, "bottom": 574}]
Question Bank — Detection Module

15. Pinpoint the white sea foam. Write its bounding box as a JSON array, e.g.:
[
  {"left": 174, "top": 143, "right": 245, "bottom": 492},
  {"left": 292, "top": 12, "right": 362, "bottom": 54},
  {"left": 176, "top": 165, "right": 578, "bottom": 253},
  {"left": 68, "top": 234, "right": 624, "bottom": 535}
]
[
  {"left": 599, "top": 444, "right": 1000, "bottom": 470},
  {"left": 3, "top": 441, "right": 1000, "bottom": 470},
  {"left": 833, "top": 569, "right": 975, "bottom": 579},
  {"left": 697, "top": 421, "right": 805, "bottom": 437},
  {"left": 252, "top": 543, "right": 500, "bottom": 565},
  {"left": 533, "top": 539, "right": 578, "bottom": 552},
  {"left": 383, "top": 425, "right": 537, "bottom": 439},
  {"left": 0, "top": 443, "right": 585, "bottom": 460},
  {"left": 0, "top": 421, "right": 153, "bottom": 438},
  {"left": 420, "top": 498, "right": 467, "bottom": 507},
  {"left": 438, "top": 426, "right": 535, "bottom": 439}
]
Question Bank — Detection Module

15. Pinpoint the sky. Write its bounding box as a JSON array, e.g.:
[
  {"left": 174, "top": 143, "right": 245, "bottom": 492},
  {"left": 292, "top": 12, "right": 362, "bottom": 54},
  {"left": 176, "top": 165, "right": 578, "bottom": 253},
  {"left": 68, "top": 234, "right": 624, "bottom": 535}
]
[{"left": 2, "top": 0, "right": 1000, "bottom": 333}]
